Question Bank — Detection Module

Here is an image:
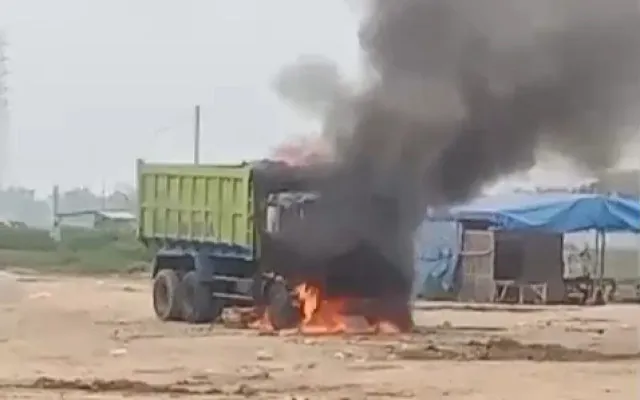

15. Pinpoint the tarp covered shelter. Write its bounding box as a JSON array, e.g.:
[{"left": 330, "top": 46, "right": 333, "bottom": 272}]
[
  {"left": 437, "top": 193, "right": 640, "bottom": 233},
  {"left": 414, "top": 193, "right": 640, "bottom": 301}
]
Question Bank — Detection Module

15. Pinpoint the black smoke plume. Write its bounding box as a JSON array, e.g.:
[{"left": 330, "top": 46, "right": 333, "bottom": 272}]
[{"left": 265, "top": 0, "right": 640, "bottom": 303}]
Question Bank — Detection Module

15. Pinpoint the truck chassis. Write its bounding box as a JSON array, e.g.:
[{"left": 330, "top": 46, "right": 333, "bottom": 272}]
[{"left": 150, "top": 246, "right": 301, "bottom": 329}]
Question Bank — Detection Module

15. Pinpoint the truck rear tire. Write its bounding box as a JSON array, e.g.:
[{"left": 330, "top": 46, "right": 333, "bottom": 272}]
[
  {"left": 180, "top": 270, "right": 222, "bottom": 324},
  {"left": 152, "top": 269, "right": 182, "bottom": 321},
  {"left": 266, "top": 280, "right": 301, "bottom": 330}
]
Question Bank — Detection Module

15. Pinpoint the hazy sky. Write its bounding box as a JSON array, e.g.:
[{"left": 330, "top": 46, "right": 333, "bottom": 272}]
[
  {"left": 0, "top": 0, "right": 361, "bottom": 192},
  {"left": 0, "top": 0, "right": 638, "bottom": 195}
]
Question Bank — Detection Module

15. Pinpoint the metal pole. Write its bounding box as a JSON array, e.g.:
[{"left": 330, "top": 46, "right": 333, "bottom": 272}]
[
  {"left": 51, "top": 185, "right": 61, "bottom": 242},
  {"left": 194, "top": 105, "right": 201, "bottom": 164},
  {"left": 599, "top": 231, "right": 606, "bottom": 281},
  {"left": 101, "top": 179, "right": 107, "bottom": 210}
]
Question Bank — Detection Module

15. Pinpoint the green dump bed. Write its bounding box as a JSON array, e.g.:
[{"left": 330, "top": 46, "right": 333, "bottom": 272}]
[{"left": 136, "top": 160, "right": 255, "bottom": 251}]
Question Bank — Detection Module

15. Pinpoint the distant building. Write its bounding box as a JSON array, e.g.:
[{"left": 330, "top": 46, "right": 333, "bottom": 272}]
[
  {"left": 54, "top": 209, "right": 136, "bottom": 232},
  {"left": 0, "top": 218, "right": 27, "bottom": 228}
]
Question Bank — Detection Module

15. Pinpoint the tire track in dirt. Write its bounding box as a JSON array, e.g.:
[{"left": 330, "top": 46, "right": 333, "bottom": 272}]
[
  {"left": 0, "top": 377, "right": 361, "bottom": 398},
  {"left": 0, "top": 378, "right": 227, "bottom": 396},
  {"left": 387, "top": 338, "right": 640, "bottom": 362}
]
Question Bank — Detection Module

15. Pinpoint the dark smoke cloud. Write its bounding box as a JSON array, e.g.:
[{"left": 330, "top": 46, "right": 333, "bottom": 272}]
[
  {"left": 273, "top": 55, "right": 357, "bottom": 146},
  {"left": 353, "top": 0, "right": 640, "bottom": 207},
  {"left": 273, "top": 55, "right": 343, "bottom": 118},
  {"left": 268, "top": 0, "right": 640, "bottom": 301}
]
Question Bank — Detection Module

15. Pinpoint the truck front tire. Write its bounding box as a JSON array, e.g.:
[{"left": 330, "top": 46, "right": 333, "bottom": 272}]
[
  {"left": 180, "top": 270, "right": 222, "bottom": 324},
  {"left": 152, "top": 269, "right": 182, "bottom": 321},
  {"left": 266, "top": 280, "right": 301, "bottom": 330}
]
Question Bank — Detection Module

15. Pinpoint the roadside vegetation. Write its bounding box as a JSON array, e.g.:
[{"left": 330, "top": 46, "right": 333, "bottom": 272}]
[{"left": 0, "top": 225, "right": 151, "bottom": 274}]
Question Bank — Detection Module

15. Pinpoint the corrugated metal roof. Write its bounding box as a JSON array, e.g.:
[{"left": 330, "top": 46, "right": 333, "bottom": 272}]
[{"left": 96, "top": 210, "right": 136, "bottom": 220}]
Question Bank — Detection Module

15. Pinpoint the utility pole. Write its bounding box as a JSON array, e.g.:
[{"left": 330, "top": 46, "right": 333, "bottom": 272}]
[
  {"left": 51, "top": 185, "right": 61, "bottom": 241},
  {"left": 194, "top": 104, "right": 201, "bottom": 164},
  {"left": 100, "top": 179, "right": 107, "bottom": 211}
]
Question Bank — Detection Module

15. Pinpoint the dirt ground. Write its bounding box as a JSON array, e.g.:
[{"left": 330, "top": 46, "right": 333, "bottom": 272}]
[{"left": 0, "top": 271, "right": 637, "bottom": 399}]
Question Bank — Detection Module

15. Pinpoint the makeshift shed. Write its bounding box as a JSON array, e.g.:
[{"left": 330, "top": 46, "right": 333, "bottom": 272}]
[
  {"left": 53, "top": 209, "right": 136, "bottom": 232},
  {"left": 430, "top": 193, "right": 640, "bottom": 303}
]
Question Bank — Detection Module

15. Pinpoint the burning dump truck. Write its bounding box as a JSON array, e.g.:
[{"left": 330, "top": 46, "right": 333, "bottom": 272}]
[
  {"left": 137, "top": 0, "right": 640, "bottom": 335},
  {"left": 136, "top": 158, "right": 413, "bottom": 334}
]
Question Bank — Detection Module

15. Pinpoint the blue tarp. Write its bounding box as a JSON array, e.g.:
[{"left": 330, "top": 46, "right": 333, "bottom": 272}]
[
  {"left": 436, "top": 193, "right": 640, "bottom": 233},
  {"left": 412, "top": 220, "right": 461, "bottom": 299}
]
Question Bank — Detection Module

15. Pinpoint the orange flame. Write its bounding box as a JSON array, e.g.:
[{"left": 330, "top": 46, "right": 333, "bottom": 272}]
[
  {"left": 250, "top": 282, "right": 410, "bottom": 335},
  {"left": 296, "top": 283, "right": 408, "bottom": 335},
  {"left": 296, "top": 283, "right": 357, "bottom": 334},
  {"left": 270, "top": 135, "right": 332, "bottom": 166}
]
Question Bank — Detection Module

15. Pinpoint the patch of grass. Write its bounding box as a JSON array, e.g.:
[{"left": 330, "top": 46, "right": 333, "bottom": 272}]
[
  {"left": 0, "top": 226, "right": 151, "bottom": 274},
  {"left": 0, "top": 226, "right": 57, "bottom": 251}
]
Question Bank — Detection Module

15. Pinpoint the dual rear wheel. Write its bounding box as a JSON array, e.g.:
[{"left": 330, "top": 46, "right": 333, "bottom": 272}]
[
  {"left": 152, "top": 269, "right": 301, "bottom": 328},
  {"left": 152, "top": 269, "right": 222, "bottom": 324}
]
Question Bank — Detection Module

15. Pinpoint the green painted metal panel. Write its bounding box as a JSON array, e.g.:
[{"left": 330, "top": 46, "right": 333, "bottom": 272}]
[{"left": 136, "top": 160, "right": 254, "bottom": 250}]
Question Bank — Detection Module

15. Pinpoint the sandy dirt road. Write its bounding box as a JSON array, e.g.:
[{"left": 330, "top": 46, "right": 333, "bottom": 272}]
[{"left": 0, "top": 271, "right": 637, "bottom": 399}]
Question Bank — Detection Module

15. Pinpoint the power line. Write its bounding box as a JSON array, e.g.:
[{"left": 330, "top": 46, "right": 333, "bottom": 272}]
[{"left": 141, "top": 110, "right": 197, "bottom": 161}]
